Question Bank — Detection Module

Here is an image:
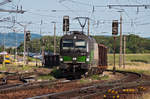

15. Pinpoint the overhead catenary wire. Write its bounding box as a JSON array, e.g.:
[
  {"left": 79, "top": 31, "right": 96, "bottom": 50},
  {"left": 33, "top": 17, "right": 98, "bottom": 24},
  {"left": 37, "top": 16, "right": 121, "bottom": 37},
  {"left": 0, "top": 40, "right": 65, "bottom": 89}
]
[
  {"left": 1, "top": 0, "right": 150, "bottom": 37},
  {"left": 59, "top": 0, "right": 93, "bottom": 7}
]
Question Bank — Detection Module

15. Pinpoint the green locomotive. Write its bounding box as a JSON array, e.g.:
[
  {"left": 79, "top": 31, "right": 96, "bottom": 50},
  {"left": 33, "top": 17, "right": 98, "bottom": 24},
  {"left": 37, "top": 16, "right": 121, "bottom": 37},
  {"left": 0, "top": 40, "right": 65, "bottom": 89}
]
[{"left": 59, "top": 31, "right": 104, "bottom": 77}]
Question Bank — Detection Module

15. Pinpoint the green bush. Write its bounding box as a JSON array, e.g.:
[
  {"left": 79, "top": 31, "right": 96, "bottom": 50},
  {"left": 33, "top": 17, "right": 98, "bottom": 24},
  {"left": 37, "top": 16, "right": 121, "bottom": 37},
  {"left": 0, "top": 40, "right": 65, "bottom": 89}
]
[
  {"left": 91, "top": 75, "right": 101, "bottom": 80},
  {"left": 131, "top": 59, "right": 148, "bottom": 63}
]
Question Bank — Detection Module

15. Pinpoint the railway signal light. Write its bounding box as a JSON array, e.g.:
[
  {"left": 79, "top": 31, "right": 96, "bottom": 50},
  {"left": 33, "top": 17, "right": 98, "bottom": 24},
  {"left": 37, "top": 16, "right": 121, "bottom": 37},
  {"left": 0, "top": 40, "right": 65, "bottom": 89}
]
[
  {"left": 26, "top": 31, "right": 31, "bottom": 41},
  {"left": 112, "top": 20, "right": 118, "bottom": 35},
  {"left": 63, "top": 16, "right": 69, "bottom": 32}
]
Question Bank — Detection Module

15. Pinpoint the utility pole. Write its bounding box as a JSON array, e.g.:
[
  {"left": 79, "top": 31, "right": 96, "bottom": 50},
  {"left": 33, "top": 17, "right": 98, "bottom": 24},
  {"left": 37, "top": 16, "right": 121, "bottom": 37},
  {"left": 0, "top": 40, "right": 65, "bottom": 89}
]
[
  {"left": 87, "top": 18, "right": 90, "bottom": 36},
  {"left": 0, "top": 4, "right": 26, "bottom": 66},
  {"left": 13, "top": 29, "right": 18, "bottom": 62},
  {"left": 3, "top": 32, "right": 6, "bottom": 67},
  {"left": 41, "top": 37, "right": 45, "bottom": 67},
  {"left": 112, "top": 20, "right": 119, "bottom": 74},
  {"left": 40, "top": 20, "right": 44, "bottom": 66},
  {"left": 52, "top": 21, "right": 56, "bottom": 55},
  {"left": 23, "top": 26, "right": 27, "bottom": 66},
  {"left": 16, "top": 22, "right": 31, "bottom": 66},
  {"left": 119, "top": 11, "right": 123, "bottom": 68},
  {"left": 1, "top": 6, "right": 27, "bottom": 66},
  {"left": 41, "top": 40, "right": 45, "bottom": 66},
  {"left": 108, "top": 5, "right": 149, "bottom": 68},
  {"left": 36, "top": 37, "right": 38, "bottom": 67},
  {"left": 26, "top": 31, "right": 31, "bottom": 65},
  {"left": 123, "top": 35, "right": 126, "bottom": 68},
  {"left": 54, "top": 22, "right": 56, "bottom": 55}
]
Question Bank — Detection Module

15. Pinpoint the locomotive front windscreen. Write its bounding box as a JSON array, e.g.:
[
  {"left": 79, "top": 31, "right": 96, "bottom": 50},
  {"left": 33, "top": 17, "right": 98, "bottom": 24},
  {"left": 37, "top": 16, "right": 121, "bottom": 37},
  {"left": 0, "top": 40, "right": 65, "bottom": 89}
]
[
  {"left": 62, "top": 40, "right": 86, "bottom": 50},
  {"left": 75, "top": 40, "right": 86, "bottom": 49},
  {"left": 62, "top": 40, "right": 73, "bottom": 49}
]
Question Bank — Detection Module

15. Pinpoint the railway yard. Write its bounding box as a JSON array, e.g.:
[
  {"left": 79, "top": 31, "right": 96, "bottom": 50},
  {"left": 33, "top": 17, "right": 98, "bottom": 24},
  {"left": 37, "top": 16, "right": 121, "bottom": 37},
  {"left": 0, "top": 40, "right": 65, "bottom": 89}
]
[
  {"left": 0, "top": 65, "right": 149, "bottom": 99},
  {"left": 0, "top": 0, "right": 150, "bottom": 99}
]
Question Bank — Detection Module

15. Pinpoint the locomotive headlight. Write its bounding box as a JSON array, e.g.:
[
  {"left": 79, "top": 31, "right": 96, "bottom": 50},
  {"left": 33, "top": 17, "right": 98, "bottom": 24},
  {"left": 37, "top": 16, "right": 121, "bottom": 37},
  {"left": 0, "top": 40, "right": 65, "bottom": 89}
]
[
  {"left": 73, "top": 57, "right": 77, "bottom": 60},
  {"left": 74, "top": 36, "right": 77, "bottom": 39},
  {"left": 86, "top": 58, "right": 90, "bottom": 62},
  {"left": 60, "top": 58, "right": 63, "bottom": 61}
]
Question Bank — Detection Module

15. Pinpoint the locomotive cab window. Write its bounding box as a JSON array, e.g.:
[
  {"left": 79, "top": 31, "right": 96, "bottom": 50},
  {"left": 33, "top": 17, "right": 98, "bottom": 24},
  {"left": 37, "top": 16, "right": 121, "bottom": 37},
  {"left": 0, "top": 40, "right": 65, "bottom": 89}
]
[
  {"left": 62, "top": 40, "right": 73, "bottom": 49},
  {"left": 75, "top": 40, "right": 86, "bottom": 49}
]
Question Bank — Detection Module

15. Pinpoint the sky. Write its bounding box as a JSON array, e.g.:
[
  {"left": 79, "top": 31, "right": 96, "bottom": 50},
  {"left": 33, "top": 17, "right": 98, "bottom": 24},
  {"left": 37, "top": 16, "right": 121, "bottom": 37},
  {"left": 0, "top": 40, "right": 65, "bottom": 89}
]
[{"left": 0, "top": 0, "right": 150, "bottom": 37}]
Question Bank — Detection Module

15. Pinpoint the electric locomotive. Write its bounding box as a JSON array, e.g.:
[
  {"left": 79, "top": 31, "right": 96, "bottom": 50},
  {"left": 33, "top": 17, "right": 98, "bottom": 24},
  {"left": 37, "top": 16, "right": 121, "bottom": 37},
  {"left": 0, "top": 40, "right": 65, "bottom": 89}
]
[{"left": 59, "top": 31, "right": 100, "bottom": 77}]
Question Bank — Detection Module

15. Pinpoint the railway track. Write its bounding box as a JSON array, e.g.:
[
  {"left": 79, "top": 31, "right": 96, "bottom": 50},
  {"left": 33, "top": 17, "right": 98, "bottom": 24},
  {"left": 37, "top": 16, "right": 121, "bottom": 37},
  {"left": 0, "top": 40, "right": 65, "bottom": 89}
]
[
  {"left": 0, "top": 69, "right": 149, "bottom": 99},
  {"left": 0, "top": 78, "right": 6, "bottom": 85},
  {"left": 0, "top": 70, "right": 72, "bottom": 94},
  {"left": 0, "top": 78, "right": 71, "bottom": 94},
  {"left": 0, "top": 72, "right": 37, "bottom": 89},
  {"left": 26, "top": 70, "right": 150, "bottom": 99}
]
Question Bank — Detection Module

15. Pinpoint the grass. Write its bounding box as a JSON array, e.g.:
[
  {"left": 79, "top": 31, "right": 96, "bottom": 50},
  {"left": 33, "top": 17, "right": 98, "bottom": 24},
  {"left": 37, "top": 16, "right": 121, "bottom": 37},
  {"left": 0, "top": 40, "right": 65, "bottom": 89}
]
[
  {"left": 79, "top": 75, "right": 109, "bottom": 84},
  {"left": 100, "top": 75, "right": 109, "bottom": 80},
  {"left": 80, "top": 79, "right": 91, "bottom": 84},
  {"left": 0, "top": 63, "right": 39, "bottom": 73},
  {"left": 91, "top": 75, "right": 101, "bottom": 80},
  {"left": 108, "top": 64, "right": 150, "bottom": 75},
  {"left": 90, "top": 75, "right": 109, "bottom": 80},
  {"left": 108, "top": 54, "right": 150, "bottom": 98},
  {"left": 0, "top": 66, "right": 7, "bottom": 71},
  {"left": 27, "top": 57, "right": 40, "bottom": 62},
  {"left": 108, "top": 54, "right": 150, "bottom": 75},
  {"left": 21, "top": 66, "right": 36, "bottom": 71},
  {"left": 37, "top": 75, "right": 55, "bottom": 81},
  {"left": 108, "top": 54, "right": 150, "bottom": 65}
]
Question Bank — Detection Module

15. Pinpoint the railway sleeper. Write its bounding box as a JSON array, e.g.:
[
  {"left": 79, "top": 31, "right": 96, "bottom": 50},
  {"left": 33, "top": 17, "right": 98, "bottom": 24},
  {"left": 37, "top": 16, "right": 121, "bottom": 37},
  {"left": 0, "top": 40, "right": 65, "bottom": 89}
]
[{"left": 79, "top": 89, "right": 97, "bottom": 94}]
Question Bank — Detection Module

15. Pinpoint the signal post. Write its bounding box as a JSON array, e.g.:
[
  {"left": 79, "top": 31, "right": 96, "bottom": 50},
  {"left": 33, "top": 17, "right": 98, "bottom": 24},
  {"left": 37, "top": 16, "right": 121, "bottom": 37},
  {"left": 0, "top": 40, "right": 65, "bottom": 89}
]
[
  {"left": 25, "top": 31, "right": 31, "bottom": 65},
  {"left": 112, "top": 20, "right": 119, "bottom": 74}
]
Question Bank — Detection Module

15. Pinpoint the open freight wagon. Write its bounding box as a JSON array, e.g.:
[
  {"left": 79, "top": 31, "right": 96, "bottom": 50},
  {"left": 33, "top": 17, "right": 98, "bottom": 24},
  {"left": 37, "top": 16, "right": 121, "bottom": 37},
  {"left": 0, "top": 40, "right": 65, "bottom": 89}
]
[
  {"left": 44, "top": 55, "right": 60, "bottom": 68},
  {"left": 98, "top": 44, "right": 107, "bottom": 71}
]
